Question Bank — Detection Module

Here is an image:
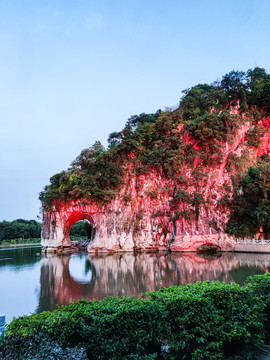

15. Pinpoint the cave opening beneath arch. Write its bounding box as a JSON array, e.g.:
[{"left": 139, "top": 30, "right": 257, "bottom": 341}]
[{"left": 70, "top": 219, "right": 93, "bottom": 242}]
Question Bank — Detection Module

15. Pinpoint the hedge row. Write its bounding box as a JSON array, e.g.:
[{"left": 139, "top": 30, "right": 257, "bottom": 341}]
[{"left": 1, "top": 273, "right": 270, "bottom": 360}]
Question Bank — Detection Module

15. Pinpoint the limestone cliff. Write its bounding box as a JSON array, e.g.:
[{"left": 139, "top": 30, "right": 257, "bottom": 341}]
[{"left": 40, "top": 68, "right": 270, "bottom": 252}]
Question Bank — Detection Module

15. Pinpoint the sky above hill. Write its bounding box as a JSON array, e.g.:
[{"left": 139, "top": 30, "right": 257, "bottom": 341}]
[{"left": 0, "top": 0, "right": 270, "bottom": 221}]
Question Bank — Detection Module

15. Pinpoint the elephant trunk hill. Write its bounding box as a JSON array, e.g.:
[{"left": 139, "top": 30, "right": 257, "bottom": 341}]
[{"left": 40, "top": 68, "right": 270, "bottom": 253}]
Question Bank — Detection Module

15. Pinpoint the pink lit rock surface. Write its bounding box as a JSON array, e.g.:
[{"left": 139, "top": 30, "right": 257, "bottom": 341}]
[{"left": 41, "top": 114, "right": 270, "bottom": 252}]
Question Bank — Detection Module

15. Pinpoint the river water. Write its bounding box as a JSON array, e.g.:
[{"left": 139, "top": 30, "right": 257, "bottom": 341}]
[{"left": 0, "top": 246, "right": 269, "bottom": 323}]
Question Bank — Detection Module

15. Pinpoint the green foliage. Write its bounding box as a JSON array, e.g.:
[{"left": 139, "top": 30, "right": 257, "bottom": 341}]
[
  {"left": 227, "top": 156, "right": 270, "bottom": 238},
  {"left": 69, "top": 221, "right": 86, "bottom": 237},
  {"left": 193, "top": 113, "right": 227, "bottom": 144},
  {"left": 246, "top": 125, "right": 265, "bottom": 147},
  {"left": 70, "top": 220, "right": 92, "bottom": 240},
  {"left": 6, "top": 298, "right": 162, "bottom": 359},
  {"left": 246, "top": 273, "right": 270, "bottom": 344},
  {"left": 246, "top": 67, "right": 270, "bottom": 114},
  {"left": 221, "top": 70, "right": 247, "bottom": 108},
  {"left": 0, "top": 332, "right": 88, "bottom": 359},
  {"left": 0, "top": 219, "right": 41, "bottom": 244},
  {"left": 40, "top": 141, "right": 124, "bottom": 207},
  {"left": 148, "top": 280, "right": 265, "bottom": 359},
  {"left": 4, "top": 275, "right": 270, "bottom": 359},
  {"left": 180, "top": 83, "right": 223, "bottom": 121}
]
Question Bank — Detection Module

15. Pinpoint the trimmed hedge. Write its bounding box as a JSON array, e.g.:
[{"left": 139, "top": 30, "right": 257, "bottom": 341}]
[{"left": 1, "top": 274, "right": 270, "bottom": 360}]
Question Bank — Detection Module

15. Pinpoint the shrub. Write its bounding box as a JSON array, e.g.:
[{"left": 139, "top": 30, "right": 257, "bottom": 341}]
[
  {"left": 246, "top": 273, "right": 270, "bottom": 344},
  {"left": 4, "top": 275, "right": 270, "bottom": 360},
  {"left": 148, "top": 281, "right": 265, "bottom": 359},
  {"left": 0, "top": 332, "right": 87, "bottom": 360}
]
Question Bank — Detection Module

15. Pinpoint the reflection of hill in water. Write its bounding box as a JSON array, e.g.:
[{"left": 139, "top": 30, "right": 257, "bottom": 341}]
[{"left": 38, "top": 252, "right": 269, "bottom": 313}]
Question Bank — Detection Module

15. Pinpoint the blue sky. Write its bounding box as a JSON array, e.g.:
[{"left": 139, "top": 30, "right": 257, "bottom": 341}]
[{"left": 0, "top": 0, "right": 269, "bottom": 221}]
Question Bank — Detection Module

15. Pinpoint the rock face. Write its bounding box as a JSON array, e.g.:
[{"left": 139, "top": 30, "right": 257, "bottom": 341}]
[{"left": 41, "top": 115, "right": 270, "bottom": 253}]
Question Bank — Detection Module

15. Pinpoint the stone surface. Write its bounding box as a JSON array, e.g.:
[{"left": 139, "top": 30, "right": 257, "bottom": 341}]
[{"left": 41, "top": 115, "right": 270, "bottom": 252}]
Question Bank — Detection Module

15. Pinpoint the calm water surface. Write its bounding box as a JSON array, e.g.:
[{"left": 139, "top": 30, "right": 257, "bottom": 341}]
[{"left": 0, "top": 246, "right": 269, "bottom": 323}]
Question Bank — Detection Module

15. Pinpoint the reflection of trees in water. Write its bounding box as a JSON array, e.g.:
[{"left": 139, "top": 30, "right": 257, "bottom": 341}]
[
  {"left": 38, "top": 252, "right": 270, "bottom": 313},
  {"left": 84, "top": 256, "right": 92, "bottom": 274},
  {"left": 0, "top": 247, "right": 41, "bottom": 269}
]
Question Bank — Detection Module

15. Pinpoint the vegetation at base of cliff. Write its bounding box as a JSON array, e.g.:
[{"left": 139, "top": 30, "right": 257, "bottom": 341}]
[
  {"left": 1, "top": 273, "right": 270, "bottom": 360},
  {"left": 0, "top": 219, "right": 41, "bottom": 245},
  {"left": 227, "top": 156, "right": 270, "bottom": 238},
  {"left": 39, "top": 67, "right": 270, "bottom": 236}
]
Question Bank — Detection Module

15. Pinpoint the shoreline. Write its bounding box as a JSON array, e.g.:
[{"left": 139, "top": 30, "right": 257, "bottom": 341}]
[{"left": 0, "top": 243, "right": 41, "bottom": 249}]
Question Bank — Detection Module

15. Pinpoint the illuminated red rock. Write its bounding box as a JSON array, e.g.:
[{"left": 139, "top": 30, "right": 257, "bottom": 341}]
[{"left": 41, "top": 109, "right": 270, "bottom": 253}]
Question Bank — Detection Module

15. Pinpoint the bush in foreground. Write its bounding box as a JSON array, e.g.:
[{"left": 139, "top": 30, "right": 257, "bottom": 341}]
[
  {"left": 1, "top": 274, "right": 270, "bottom": 360},
  {"left": 0, "top": 332, "right": 88, "bottom": 359}
]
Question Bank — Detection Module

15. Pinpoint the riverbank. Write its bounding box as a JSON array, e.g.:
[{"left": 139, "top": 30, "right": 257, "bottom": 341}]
[
  {"left": 0, "top": 238, "right": 41, "bottom": 248},
  {"left": 0, "top": 243, "right": 41, "bottom": 248},
  {"left": 1, "top": 273, "right": 269, "bottom": 360}
]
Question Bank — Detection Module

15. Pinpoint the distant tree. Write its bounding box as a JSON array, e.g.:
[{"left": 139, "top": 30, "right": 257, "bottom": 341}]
[
  {"left": 107, "top": 131, "right": 123, "bottom": 149},
  {"left": 246, "top": 67, "right": 270, "bottom": 113},
  {"left": 70, "top": 220, "right": 92, "bottom": 239},
  {"left": 126, "top": 111, "right": 161, "bottom": 129},
  {"left": 221, "top": 70, "right": 246, "bottom": 92},
  {"left": 0, "top": 219, "right": 41, "bottom": 242},
  {"left": 221, "top": 70, "right": 247, "bottom": 107}
]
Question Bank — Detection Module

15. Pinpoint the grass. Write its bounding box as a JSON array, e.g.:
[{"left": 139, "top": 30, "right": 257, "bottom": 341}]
[{"left": 0, "top": 238, "right": 41, "bottom": 247}]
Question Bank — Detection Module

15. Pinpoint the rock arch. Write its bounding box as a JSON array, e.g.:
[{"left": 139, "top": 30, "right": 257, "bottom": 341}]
[
  {"left": 41, "top": 200, "right": 138, "bottom": 253},
  {"left": 41, "top": 203, "right": 96, "bottom": 249},
  {"left": 41, "top": 198, "right": 236, "bottom": 253},
  {"left": 64, "top": 212, "right": 95, "bottom": 244}
]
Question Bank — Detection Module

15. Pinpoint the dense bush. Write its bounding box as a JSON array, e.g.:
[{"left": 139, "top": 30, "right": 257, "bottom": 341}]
[
  {"left": 0, "top": 332, "right": 88, "bottom": 359},
  {"left": 39, "top": 141, "right": 124, "bottom": 207},
  {"left": 2, "top": 274, "right": 270, "bottom": 360},
  {"left": 246, "top": 273, "right": 270, "bottom": 344},
  {"left": 147, "top": 281, "right": 266, "bottom": 359}
]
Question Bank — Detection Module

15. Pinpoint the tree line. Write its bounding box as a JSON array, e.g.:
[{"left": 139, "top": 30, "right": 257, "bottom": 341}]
[
  {"left": 0, "top": 219, "right": 90, "bottom": 243},
  {"left": 0, "top": 219, "right": 41, "bottom": 243}
]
